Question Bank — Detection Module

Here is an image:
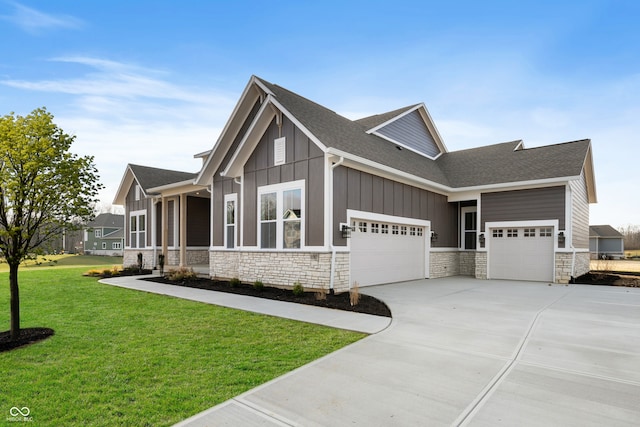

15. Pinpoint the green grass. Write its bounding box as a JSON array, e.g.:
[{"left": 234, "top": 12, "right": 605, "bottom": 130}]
[{"left": 0, "top": 267, "right": 365, "bottom": 426}]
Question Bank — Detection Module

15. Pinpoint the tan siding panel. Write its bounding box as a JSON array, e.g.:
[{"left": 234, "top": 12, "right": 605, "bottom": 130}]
[{"left": 570, "top": 172, "right": 589, "bottom": 248}]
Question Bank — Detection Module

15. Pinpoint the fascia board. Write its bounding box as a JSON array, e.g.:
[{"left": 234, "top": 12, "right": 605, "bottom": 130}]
[
  {"left": 365, "top": 104, "right": 421, "bottom": 134},
  {"left": 113, "top": 166, "right": 134, "bottom": 205},
  {"left": 269, "top": 97, "right": 328, "bottom": 152},
  {"left": 326, "top": 148, "right": 450, "bottom": 195},
  {"left": 147, "top": 179, "right": 204, "bottom": 196},
  {"left": 222, "top": 97, "right": 276, "bottom": 178},
  {"left": 417, "top": 104, "right": 449, "bottom": 154},
  {"left": 195, "top": 78, "right": 262, "bottom": 185},
  {"left": 583, "top": 143, "right": 598, "bottom": 203}
]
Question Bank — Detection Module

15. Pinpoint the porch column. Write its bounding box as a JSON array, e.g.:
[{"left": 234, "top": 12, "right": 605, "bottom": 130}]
[
  {"left": 180, "top": 193, "right": 187, "bottom": 267},
  {"left": 162, "top": 196, "right": 168, "bottom": 261}
]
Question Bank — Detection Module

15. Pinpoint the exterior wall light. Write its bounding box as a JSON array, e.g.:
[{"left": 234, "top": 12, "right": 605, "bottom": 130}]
[
  {"left": 431, "top": 230, "right": 438, "bottom": 242},
  {"left": 479, "top": 233, "right": 485, "bottom": 248},
  {"left": 341, "top": 223, "right": 354, "bottom": 238},
  {"left": 558, "top": 231, "right": 565, "bottom": 246}
]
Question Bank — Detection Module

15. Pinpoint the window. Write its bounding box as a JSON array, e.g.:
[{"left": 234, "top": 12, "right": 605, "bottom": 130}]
[
  {"left": 112, "top": 242, "right": 122, "bottom": 250},
  {"left": 400, "top": 226, "right": 407, "bottom": 235},
  {"left": 410, "top": 226, "right": 416, "bottom": 236},
  {"left": 417, "top": 228, "right": 423, "bottom": 237},
  {"left": 381, "top": 224, "right": 389, "bottom": 234},
  {"left": 371, "top": 223, "right": 379, "bottom": 234},
  {"left": 358, "top": 221, "right": 367, "bottom": 232},
  {"left": 507, "top": 229, "right": 518, "bottom": 238},
  {"left": 94, "top": 229, "right": 102, "bottom": 238},
  {"left": 392, "top": 225, "right": 399, "bottom": 235},
  {"left": 524, "top": 228, "right": 536, "bottom": 237},
  {"left": 493, "top": 229, "right": 503, "bottom": 238},
  {"left": 540, "top": 227, "right": 552, "bottom": 237},
  {"left": 130, "top": 211, "right": 146, "bottom": 248},
  {"left": 258, "top": 181, "right": 304, "bottom": 250},
  {"left": 102, "top": 242, "right": 107, "bottom": 249},
  {"left": 461, "top": 207, "right": 477, "bottom": 250},
  {"left": 225, "top": 194, "right": 237, "bottom": 249}
]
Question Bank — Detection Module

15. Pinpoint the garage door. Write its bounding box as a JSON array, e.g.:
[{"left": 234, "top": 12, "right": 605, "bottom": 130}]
[
  {"left": 489, "top": 227, "right": 554, "bottom": 282},
  {"left": 350, "top": 220, "right": 426, "bottom": 287}
]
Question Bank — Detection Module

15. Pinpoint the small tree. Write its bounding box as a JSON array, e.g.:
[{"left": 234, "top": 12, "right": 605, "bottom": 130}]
[{"left": 0, "top": 108, "right": 102, "bottom": 340}]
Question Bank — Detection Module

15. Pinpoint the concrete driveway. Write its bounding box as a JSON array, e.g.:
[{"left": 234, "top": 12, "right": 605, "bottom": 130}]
[{"left": 177, "top": 277, "right": 640, "bottom": 426}]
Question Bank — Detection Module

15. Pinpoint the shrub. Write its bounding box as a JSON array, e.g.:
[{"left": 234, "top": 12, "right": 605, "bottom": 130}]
[
  {"left": 253, "top": 280, "right": 264, "bottom": 291},
  {"left": 350, "top": 281, "right": 360, "bottom": 306},
  {"left": 292, "top": 281, "right": 305, "bottom": 297},
  {"left": 315, "top": 285, "right": 328, "bottom": 301},
  {"left": 229, "top": 277, "right": 241, "bottom": 288},
  {"left": 166, "top": 267, "right": 198, "bottom": 282}
]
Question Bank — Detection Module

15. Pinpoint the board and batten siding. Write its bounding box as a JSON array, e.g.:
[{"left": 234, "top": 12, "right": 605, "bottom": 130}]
[
  {"left": 481, "top": 186, "right": 566, "bottom": 230},
  {"left": 125, "top": 182, "right": 153, "bottom": 247},
  {"left": 376, "top": 110, "right": 440, "bottom": 158},
  {"left": 213, "top": 114, "right": 325, "bottom": 247},
  {"left": 186, "top": 196, "right": 210, "bottom": 247},
  {"left": 570, "top": 171, "right": 589, "bottom": 248},
  {"left": 333, "top": 166, "right": 457, "bottom": 247}
]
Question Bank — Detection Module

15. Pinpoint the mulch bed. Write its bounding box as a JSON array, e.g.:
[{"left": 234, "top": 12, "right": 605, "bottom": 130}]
[
  {"left": 144, "top": 276, "right": 392, "bottom": 317},
  {"left": 573, "top": 272, "right": 640, "bottom": 287},
  {"left": 0, "top": 327, "right": 54, "bottom": 353}
]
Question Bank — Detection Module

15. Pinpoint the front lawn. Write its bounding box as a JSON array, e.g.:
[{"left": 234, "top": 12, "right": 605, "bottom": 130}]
[{"left": 0, "top": 267, "right": 365, "bottom": 426}]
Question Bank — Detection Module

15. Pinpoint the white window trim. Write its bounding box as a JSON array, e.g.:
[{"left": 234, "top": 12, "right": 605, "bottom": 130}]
[
  {"left": 112, "top": 242, "right": 122, "bottom": 250},
  {"left": 94, "top": 229, "right": 102, "bottom": 238},
  {"left": 128, "top": 209, "right": 147, "bottom": 249},
  {"left": 102, "top": 242, "right": 107, "bottom": 249},
  {"left": 224, "top": 193, "right": 238, "bottom": 249},
  {"left": 257, "top": 179, "right": 305, "bottom": 250}
]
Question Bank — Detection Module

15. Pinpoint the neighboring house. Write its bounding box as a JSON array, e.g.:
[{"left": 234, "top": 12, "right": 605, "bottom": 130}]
[
  {"left": 84, "top": 213, "right": 125, "bottom": 256},
  {"left": 113, "top": 76, "right": 597, "bottom": 289},
  {"left": 589, "top": 225, "right": 624, "bottom": 259}
]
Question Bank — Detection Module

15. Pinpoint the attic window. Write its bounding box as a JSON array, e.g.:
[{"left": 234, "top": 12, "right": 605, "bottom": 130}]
[{"left": 274, "top": 137, "right": 286, "bottom": 166}]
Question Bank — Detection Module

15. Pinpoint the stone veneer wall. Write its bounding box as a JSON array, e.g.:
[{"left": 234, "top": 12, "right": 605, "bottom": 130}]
[
  {"left": 475, "top": 251, "right": 487, "bottom": 279},
  {"left": 123, "top": 248, "right": 209, "bottom": 269},
  {"left": 459, "top": 251, "right": 476, "bottom": 276},
  {"left": 430, "top": 251, "right": 460, "bottom": 278},
  {"left": 210, "top": 251, "right": 350, "bottom": 292},
  {"left": 555, "top": 251, "right": 590, "bottom": 284}
]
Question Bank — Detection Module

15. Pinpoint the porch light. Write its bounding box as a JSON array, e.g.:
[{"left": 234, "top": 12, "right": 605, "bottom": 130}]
[
  {"left": 479, "top": 233, "right": 485, "bottom": 247},
  {"left": 431, "top": 230, "right": 438, "bottom": 242},
  {"left": 341, "top": 224, "right": 355, "bottom": 238},
  {"left": 558, "top": 231, "right": 565, "bottom": 245}
]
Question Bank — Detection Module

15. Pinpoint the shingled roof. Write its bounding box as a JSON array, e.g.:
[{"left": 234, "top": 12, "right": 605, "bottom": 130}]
[
  {"left": 129, "top": 164, "right": 197, "bottom": 193},
  {"left": 590, "top": 225, "right": 622, "bottom": 238},
  {"left": 257, "top": 78, "right": 452, "bottom": 186},
  {"left": 256, "top": 77, "right": 592, "bottom": 189}
]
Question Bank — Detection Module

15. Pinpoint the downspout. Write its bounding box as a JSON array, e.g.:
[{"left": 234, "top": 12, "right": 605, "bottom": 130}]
[{"left": 329, "top": 156, "right": 345, "bottom": 292}]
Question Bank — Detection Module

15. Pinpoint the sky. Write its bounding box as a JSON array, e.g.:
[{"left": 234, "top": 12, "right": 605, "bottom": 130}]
[{"left": 0, "top": 0, "right": 638, "bottom": 228}]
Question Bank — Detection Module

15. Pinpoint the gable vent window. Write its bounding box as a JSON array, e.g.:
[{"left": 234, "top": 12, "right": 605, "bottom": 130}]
[{"left": 274, "top": 137, "right": 286, "bottom": 166}]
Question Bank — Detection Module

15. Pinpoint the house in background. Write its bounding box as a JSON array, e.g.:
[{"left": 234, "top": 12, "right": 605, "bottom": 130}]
[
  {"left": 114, "top": 75, "right": 597, "bottom": 288},
  {"left": 590, "top": 225, "right": 624, "bottom": 259},
  {"left": 83, "top": 213, "right": 125, "bottom": 256}
]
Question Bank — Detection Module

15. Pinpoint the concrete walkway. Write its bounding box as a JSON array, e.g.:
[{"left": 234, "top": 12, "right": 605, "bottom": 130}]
[
  {"left": 169, "top": 277, "right": 640, "bottom": 426},
  {"left": 99, "top": 275, "right": 391, "bottom": 334}
]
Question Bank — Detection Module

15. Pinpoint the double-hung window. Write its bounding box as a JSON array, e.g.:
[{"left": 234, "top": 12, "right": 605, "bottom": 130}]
[
  {"left": 225, "top": 193, "right": 237, "bottom": 249},
  {"left": 258, "top": 181, "right": 304, "bottom": 250},
  {"left": 130, "top": 210, "right": 146, "bottom": 248}
]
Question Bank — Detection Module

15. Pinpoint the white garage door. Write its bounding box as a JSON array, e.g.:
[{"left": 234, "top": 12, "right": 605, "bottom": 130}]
[
  {"left": 489, "top": 227, "right": 554, "bottom": 282},
  {"left": 350, "top": 220, "right": 426, "bottom": 287}
]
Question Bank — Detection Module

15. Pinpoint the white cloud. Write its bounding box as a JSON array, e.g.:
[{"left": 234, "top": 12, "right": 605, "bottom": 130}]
[
  {"left": 0, "top": 1, "right": 83, "bottom": 34},
  {"left": 0, "top": 56, "right": 237, "bottom": 205}
]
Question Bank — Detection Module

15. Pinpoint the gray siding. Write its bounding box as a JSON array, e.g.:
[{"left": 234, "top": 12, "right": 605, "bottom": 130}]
[
  {"left": 570, "top": 171, "right": 589, "bottom": 248},
  {"left": 125, "top": 182, "right": 153, "bottom": 247},
  {"left": 591, "top": 237, "right": 623, "bottom": 253},
  {"left": 481, "top": 186, "right": 566, "bottom": 230},
  {"left": 333, "top": 166, "right": 457, "bottom": 247},
  {"left": 377, "top": 110, "right": 440, "bottom": 158},
  {"left": 213, "top": 115, "right": 325, "bottom": 247}
]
